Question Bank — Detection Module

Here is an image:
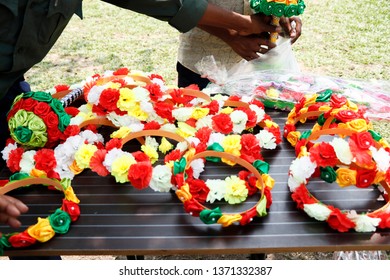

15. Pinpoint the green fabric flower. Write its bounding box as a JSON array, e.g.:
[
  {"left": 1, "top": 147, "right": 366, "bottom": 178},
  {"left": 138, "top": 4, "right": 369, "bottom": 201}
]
[
  {"left": 320, "top": 167, "right": 337, "bottom": 183},
  {"left": 368, "top": 130, "right": 382, "bottom": 141},
  {"left": 253, "top": 160, "right": 269, "bottom": 174},
  {"left": 13, "top": 126, "right": 32, "bottom": 143},
  {"left": 9, "top": 173, "right": 30, "bottom": 182},
  {"left": 173, "top": 157, "right": 187, "bottom": 175},
  {"left": 316, "top": 89, "right": 333, "bottom": 102},
  {"left": 23, "top": 91, "right": 53, "bottom": 103},
  {"left": 199, "top": 208, "right": 223, "bottom": 224},
  {"left": 49, "top": 209, "right": 72, "bottom": 234},
  {"left": 256, "top": 196, "right": 268, "bottom": 217},
  {"left": 300, "top": 130, "right": 312, "bottom": 140},
  {"left": 206, "top": 143, "right": 224, "bottom": 162}
]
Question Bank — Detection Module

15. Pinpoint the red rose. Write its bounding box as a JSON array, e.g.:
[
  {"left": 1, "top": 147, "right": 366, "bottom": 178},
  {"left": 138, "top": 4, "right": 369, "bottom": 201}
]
[
  {"left": 105, "top": 138, "right": 122, "bottom": 150},
  {"left": 327, "top": 206, "right": 355, "bottom": 232},
  {"left": 64, "top": 106, "right": 80, "bottom": 117},
  {"left": 113, "top": 67, "right": 129, "bottom": 76},
  {"left": 349, "top": 139, "right": 375, "bottom": 169},
  {"left": 211, "top": 114, "right": 233, "bottom": 134},
  {"left": 291, "top": 184, "right": 317, "bottom": 209},
  {"left": 145, "top": 83, "right": 164, "bottom": 102},
  {"left": 240, "top": 134, "right": 262, "bottom": 163},
  {"left": 194, "top": 127, "right": 212, "bottom": 144},
  {"left": 34, "top": 149, "right": 56, "bottom": 173},
  {"left": 294, "top": 139, "right": 313, "bottom": 157},
  {"left": 350, "top": 131, "right": 374, "bottom": 150},
  {"left": 283, "top": 123, "right": 296, "bottom": 138},
  {"left": 374, "top": 211, "right": 390, "bottom": 229},
  {"left": 330, "top": 94, "right": 347, "bottom": 108},
  {"left": 239, "top": 207, "right": 258, "bottom": 225},
  {"left": 22, "top": 98, "right": 39, "bottom": 111},
  {"left": 334, "top": 110, "right": 360, "bottom": 123},
  {"left": 7, "top": 100, "right": 24, "bottom": 120},
  {"left": 99, "top": 88, "right": 120, "bottom": 112},
  {"left": 43, "top": 111, "right": 59, "bottom": 129},
  {"left": 8, "top": 231, "right": 37, "bottom": 248},
  {"left": 33, "top": 101, "right": 52, "bottom": 117},
  {"left": 128, "top": 161, "right": 153, "bottom": 189},
  {"left": 7, "top": 147, "right": 24, "bottom": 173},
  {"left": 202, "top": 100, "right": 220, "bottom": 115},
  {"left": 143, "top": 121, "right": 161, "bottom": 130},
  {"left": 309, "top": 142, "right": 338, "bottom": 167},
  {"left": 154, "top": 101, "right": 175, "bottom": 123},
  {"left": 183, "top": 199, "right": 203, "bottom": 217},
  {"left": 89, "top": 149, "right": 109, "bottom": 176},
  {"left": 62, "top": 125, "right": 80, "bottom": 140},
  {"left": 61, "top": 199, "right": 81, "bottom": 222},
  {"left": 188, "top": 178, "right": 209, "bottom": 203},
  {"left": 355, "top": 168, "right": 376, "bottom": 188}
]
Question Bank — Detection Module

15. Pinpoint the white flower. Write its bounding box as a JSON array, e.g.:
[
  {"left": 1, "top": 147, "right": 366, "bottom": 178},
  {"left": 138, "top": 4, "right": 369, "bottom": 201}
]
[
  {"left": 347, "top": 211, "right": 381, "bottom": 232},
  {"left": 230, "top": 110, "right": 248, "bottom": 134},
  {"left": 132, "top": 87, "right": 151, "bottom": 102},
  {"left": 190, "top": 158, "right": 204, "bottom": 179},
  {"left": 140, "top": 101, "right": 162, "bottom": 123},
  {"left": 1, "top": 142, "right": 17, "bottom": 161},
  {"left": 149, "top": 165, "right": 173, "bottom": 192},
  {"left": 145, "top": 136, "right": 159, "bottom": 150},
  {"left": 107, "top": 112, "right": 140, "bottom": 128},
  {"left": 287, "top": 175, "right": 302, "bottom": 192},
  {"left": 103, "top": 148, "right": 128, "bottom": 172},
  {"left": 186, "top": 137, "right": 201, "bottom": 147},
  {"left": 205, "top": 179, "right": 227, "bottom": 203},
  {"left": 176, "top": 141, "right": 189, "bottom": 153},
  {"left": 80, "top": 130, "right": 104, "bottom": 144},
  {"left": 249, "top": 104, "right": 265, "bottom": 122},
  {"left": 172, "top": 107, "right": 193, "bottom": 122},
  {"left": 87, "top": 85, "right": 105, "bottom": 105},
  {"left": 370, "top": 146, "right": 390, "bottom": 172},
  {"left": 207, "top": 133, "right": 225, "bottom": 147},
  {"left": 19, "top": 150, "right": 36, "bottom": 174},
  {"left": 161, "top": 123, "right": 178, "bottom": 133},
  {"left": 303, "top": 203, "right": 332, "bottom": 221},
  {"left": 196, "top": 115, "right": 213, "bottom": 130},
  {"left": 330, "top": 137, "right": 353, "bottom": 165},
  {"left": 256, "top": 130, "right": 277, "bottom": 149},
  {"left": 289, "top": 156, "right": 316, "bottom": 184}
]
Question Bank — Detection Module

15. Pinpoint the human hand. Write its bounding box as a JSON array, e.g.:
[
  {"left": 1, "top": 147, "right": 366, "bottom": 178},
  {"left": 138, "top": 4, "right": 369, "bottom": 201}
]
[
  {"left": 0, "top": 194, "right": 28, "bottom": 237},
  {"left": 238, "top": 13, "right": 282, "bottom": 37},
  {"left": 226, "top": 31, "right": 276, "bottom": 61},
  {"left": 280, "top": 16, "right": 302, "bottom": 44}
]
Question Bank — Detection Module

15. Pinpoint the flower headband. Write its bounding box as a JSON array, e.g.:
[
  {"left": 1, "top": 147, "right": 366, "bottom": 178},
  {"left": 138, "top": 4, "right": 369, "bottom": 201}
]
[
  {"left": 0, "top": 176, "right": 80, "bottom": 254},
  {"left": 288, "top": 127, "right": 390, "bottom": 232},
  {"left": 173, "top": 150, "right": 274, "bottom": 227}
]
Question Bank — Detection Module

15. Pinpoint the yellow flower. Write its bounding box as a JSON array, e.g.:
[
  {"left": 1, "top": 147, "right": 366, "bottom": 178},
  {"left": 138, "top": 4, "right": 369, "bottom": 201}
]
[
  {"left": 318, "top": 105, "right": 332, "bottom": 112},
  {"left": 176, "top": 122, "right": 197, "bottom": 138},
  {"left": 111, "top": 126, "right": 131, "bottom": 139},
  {"left": 117, "top": 87, "right": 136, "bottom": 112},
  {"left": 374, "top": 171, "right": 385, "bottom": 184},
  {"left": 346, "top": 119, "right": 369, "bottom": 132},
  {"left": 74, "top": 144, "right": 98, "bottom": 169},
  {"left": 64, "top": 186, "right": 80, "bottom": 204},
  {"left": 263, "top": 119, "right": 278, "bottom": 128},
  {"left": 217, "top": 214, "right": 242, "bottom": 227},
  {"left": 261, "top": 174, "right": 275, "bottom": 190},
  {"left": 30, "top": 168, "right": 47, "bottom": 178},
  {"left": 287, "top": 131, "right": 301, "bottom": 147},
  {"left": 191, "top": 107, "right": 209, "bottom": 120},
  {"left": 379, "top": 139, "right": 390, "bottom": 149},
  {"left": 69, "top": 160, "right": 83, "bottom": 175},
  {"left": 128, "top": 104, "right": 148, "bottom": 121},
  {"left": 106, "top": 81, "right": 121, "bottom": 89},
  {"left": 303, "top": 94, "right": 317, "bottom": 106},
  {"left": 159, "top": 137, "right": 174, "bottom": 154},
  {"left": 176, "top": 183, "right": 192, "bottom": 202},
  {"left": 222, "top": 135, "right": 241, "bottom": 165},
  {"left": 220, "top": 107, "right": 234, "bottom": 114},
  {"left": 27, "top": 217, "right": 55, "bottom": 243},
  {"left": 224, "top": 176, "right": 248, "bottom": 204},
  {"left": 266, "top": 88, "right": 279, "bottom": 98},
  {"left": 111, "top": 154, "right": 136, "bottom": 183},
  {"left": 336, "top": 168, "right": 357, "bottom": 187},
  {"left": 183, "top": 148, "right": 196, "bottom": 163},
  {"left": 141, "top": 145, "right": 159, "bottom": 164},
  {"left": 345, "top": 99, "right": 359, "bottom": 111}
]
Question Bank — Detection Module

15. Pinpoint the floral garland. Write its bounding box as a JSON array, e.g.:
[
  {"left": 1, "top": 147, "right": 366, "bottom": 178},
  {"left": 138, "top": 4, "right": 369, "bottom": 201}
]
[
  {"left": 0, "top": 176, "right": 80, "bottom": 254},
  {"left": 288, "top": 129, "right": 390, "bottom": 232},
  {"left": 250, "top": 0, "right": 306, "bottom": 18},
  {"left": 283, "top": 90, "right": 369, "bottom": 148},
  {"left": 173, "top": 148, "right": 274, "bottom": 227}
]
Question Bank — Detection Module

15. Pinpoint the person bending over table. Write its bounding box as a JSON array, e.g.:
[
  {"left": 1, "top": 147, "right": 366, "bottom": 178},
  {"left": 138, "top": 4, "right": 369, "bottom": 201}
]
[{"left": 0, "top": 0, "right": 281, "bottom": 260}]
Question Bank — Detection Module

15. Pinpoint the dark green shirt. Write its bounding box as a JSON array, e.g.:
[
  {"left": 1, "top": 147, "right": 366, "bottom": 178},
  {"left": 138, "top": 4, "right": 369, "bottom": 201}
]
[{"left": 0, "top": 0, "right": 208, "bottom": 99}]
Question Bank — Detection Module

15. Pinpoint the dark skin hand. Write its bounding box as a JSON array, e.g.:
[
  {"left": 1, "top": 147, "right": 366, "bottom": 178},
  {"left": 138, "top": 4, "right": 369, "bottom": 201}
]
[{"left": 0, "top": 194, "right": 28, "bottom": 237}]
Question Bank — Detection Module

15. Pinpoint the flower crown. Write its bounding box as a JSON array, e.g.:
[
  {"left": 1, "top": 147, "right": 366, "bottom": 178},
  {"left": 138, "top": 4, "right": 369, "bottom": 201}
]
[
  {"left": 288, "top": 127, "right": 390, "bottom": 232},
  {"left": 0, "top": 176, "right": 80, "bottom": 254},
  {"left": 250, "top": 0, "right": 306, "bottom": 18},
  {"left": 173, "top": 149, "right": 274, "bottom": 227}
]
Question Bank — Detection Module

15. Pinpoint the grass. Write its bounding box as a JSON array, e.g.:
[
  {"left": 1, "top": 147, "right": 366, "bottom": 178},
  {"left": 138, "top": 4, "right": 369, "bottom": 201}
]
[{"left": 24, "top": 0, "right": 389, "bottom": 140}]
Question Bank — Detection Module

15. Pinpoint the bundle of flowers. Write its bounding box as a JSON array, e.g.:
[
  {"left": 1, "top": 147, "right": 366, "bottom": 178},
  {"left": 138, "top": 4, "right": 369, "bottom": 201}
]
[
  {"left": 288, "top": 130, "right": 390, "bottom": 232},
  {"left": 0, "top": 176, "right": 80, "bottom": 254},
  {"left": 6, "top": 91, "right": 72, "bottom": 149}
]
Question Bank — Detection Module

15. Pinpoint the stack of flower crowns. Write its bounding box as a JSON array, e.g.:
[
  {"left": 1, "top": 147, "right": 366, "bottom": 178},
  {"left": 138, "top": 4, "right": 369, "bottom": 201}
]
[
  {"left": 1, "top": 67, "right": 282, "bottom": 254},
  {"left": 283, "top": 89, "right": 390, "bottom": 232}
]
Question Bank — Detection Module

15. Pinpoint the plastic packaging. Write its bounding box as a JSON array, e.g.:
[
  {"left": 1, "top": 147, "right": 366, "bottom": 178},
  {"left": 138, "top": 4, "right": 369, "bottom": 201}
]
[{"left": 333, "top": 251, "right": 388, "bottom": 260}]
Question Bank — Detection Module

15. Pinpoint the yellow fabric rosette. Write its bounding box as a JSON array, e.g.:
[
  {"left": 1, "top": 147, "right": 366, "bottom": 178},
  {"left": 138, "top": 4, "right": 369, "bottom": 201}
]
[
  {"left": 336, "top": 168, "right": 357, "bottom": 187},
  {"left": 217, "top": 214, "right": 242, "bottom": 227},
  {"left": 176, "top": 183, "right": 192, "bottom": 202},
  {"left": 27, "top": 217, "right": 55, "bottom": 242}
]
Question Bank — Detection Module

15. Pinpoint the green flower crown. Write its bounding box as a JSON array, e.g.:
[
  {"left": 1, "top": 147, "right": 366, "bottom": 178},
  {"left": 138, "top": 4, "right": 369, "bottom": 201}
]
[{"left": 250, "top": 0, "right": 306, "bottom": 17}]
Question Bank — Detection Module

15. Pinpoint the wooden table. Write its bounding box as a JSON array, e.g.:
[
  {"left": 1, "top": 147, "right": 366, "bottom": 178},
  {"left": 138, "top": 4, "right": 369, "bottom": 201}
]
[{"left": 1, "top": 110, "right": 389, "bottom": 257}]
